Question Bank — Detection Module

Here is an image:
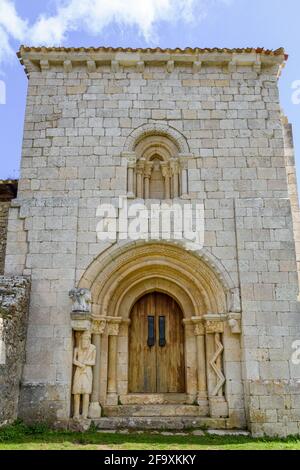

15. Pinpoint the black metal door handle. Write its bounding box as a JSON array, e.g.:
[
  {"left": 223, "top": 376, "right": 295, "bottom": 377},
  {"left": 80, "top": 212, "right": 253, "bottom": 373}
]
[
  {"left": 147, "top": 316, "right": 155, "bottom": 347},
  {"left": 159, "top": 316, "right": 166, "bottom": 347}
]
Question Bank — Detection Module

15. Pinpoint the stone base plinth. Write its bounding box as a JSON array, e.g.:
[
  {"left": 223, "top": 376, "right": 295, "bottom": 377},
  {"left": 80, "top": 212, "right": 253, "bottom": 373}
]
[
  {"left": 88, "top": 401, "right": 102, "bottom": 418},
  {"left": 209, "top": 397, "right": 229, "bottom": 418}
]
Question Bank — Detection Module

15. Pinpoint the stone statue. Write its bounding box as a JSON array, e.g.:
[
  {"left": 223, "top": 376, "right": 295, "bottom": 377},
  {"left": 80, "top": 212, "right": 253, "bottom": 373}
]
[
  {"left": 72, "top": 330, "right": 96, "bottom": 419},
  {"left": 69, "top": 288, "right": 91, "bottom": 312}
]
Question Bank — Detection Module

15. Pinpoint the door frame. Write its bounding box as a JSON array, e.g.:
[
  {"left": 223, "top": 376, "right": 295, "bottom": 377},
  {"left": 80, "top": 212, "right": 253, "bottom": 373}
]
[
  {"left": 128, "top": 291, "right": 186, "bottom": 395},
  {"left": 113, "top": 289, "right": 198, "bottom": 405}
]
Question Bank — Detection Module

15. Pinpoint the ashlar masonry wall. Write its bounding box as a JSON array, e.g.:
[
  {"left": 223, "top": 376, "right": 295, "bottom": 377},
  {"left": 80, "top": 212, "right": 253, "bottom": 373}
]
[{"left": 3, "top": 46, "right": 300, "bottom": 435}]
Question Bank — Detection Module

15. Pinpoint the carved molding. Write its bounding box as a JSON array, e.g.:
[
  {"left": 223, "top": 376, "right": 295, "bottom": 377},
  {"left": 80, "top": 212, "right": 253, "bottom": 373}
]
[
  {"left": 125, "top": 122, "right": 190, "bottom": 154},
  {"left": 210, "top": 333, "right": 226, "bottom": 397}
]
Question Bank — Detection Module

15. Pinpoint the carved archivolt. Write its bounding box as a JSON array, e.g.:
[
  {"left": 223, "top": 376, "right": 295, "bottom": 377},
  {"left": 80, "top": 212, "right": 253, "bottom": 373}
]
[
  {"left": 125, "top": 122, "right": 190, "bottom": 154},
  {"left": 78, "top": 240, "right": 239, "bottom": 321}
]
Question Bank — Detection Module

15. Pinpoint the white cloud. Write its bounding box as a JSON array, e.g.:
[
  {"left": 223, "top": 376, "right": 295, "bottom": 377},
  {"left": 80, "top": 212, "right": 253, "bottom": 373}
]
[{"left": 0, "top": 0, "right": 232, "bottom": 66}]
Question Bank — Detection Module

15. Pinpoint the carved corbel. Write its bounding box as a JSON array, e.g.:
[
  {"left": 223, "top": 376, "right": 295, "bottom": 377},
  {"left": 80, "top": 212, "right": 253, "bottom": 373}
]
[
  {"left": 137, "top": 61, "right": 145, "bottom": 72},
  {"left": 111, "top": 60, "right": 120, "bottom": 72},
  {"left": 166, "top": 60, "right": 174, "bottom": 73},
  {"left": 69, "top": 288, "right": 92, "bottom": 331},
  {"left": 87, "top": 60, "right": 96, "bottom": 73},
  {"left": 40, "top": 60, "right": 50, "bottom": 71},
  {"left": 193, "top": 61, "right": 202, "bottom": 73},
  {"left": 64, "top": 60, "right": 72, "bottom": 72},
  {"left": 228, "top": 313, "right": 241, "bottom": 334}
]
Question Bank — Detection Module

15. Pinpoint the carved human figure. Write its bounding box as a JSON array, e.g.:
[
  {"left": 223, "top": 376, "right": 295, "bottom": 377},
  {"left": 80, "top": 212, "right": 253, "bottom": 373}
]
[{"left": 72, "top": 330, "right": 96, "bottom": 419}]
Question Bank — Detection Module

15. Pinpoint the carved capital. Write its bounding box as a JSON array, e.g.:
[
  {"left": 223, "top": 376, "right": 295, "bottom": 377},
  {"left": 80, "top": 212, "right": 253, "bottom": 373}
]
[
  {"left": 203, "top": 314, "right": 226, "bottom": 334},
  {"left": 107, "top": 322, "right": 120, "bottom": 336},
  {"left": 92, "top": 318, "right": 107, "bottom": 335},
  {"left": 170, "top": 159, "right": 180, "bottom": 176},
  {"left": 122, "top": 151, "right": 137, "bottom": 168},
  {"left": 191, "top": 317, "right": 205, "bottom": 336},
  {"left": 161, "top": 162, "right": 171, "bottom": 178},
  {"left": 136, "top": 159, "right": 146, "bottom": 175},
  {"left": 144, "top": 162, "right": 153, "bottom": 179},
  {"left": 205, "top": 321, "right": 224, "bottom": 334},
  {"left": 179, "top": 157, "right": 188, "bottom": 170}
]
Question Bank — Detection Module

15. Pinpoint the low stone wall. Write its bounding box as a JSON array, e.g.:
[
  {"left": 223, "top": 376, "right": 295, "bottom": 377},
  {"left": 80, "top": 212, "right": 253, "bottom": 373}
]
[
  {"left": 0, "top": 276, "right": 30, "bottom": 426},
  {"left": 0, "top": 202, "right": 11, "bottom": 274}
]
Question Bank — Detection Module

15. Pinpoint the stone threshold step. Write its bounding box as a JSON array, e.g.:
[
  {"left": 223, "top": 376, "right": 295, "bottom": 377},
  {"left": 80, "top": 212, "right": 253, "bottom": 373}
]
[
  {"left": 103, "top": 404, "right": 206, "bottom": 417},
  {"left": 93, "top": 417, "right": 230, "bottom": 430}
]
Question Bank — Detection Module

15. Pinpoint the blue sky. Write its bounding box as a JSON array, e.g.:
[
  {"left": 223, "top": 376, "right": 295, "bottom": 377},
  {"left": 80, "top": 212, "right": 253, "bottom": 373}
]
[{"left": 0, "top": 0, "right": 299, "bottom": 184}]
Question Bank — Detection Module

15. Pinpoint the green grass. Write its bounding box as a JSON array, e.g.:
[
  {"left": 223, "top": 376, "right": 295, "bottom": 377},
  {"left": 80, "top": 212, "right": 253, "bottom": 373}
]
[{"left": 1, "top": 422, "right": 300, "bottom": 450}]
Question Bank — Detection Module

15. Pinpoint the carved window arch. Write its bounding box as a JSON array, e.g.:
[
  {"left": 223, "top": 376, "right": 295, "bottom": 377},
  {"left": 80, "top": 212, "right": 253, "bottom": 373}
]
[{"left": 125, "top": 134, "right": 190, "bottom": 200}]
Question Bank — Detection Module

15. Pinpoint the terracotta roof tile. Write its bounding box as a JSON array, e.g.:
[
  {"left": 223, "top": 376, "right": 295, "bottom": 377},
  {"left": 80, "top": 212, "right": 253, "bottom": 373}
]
[{"left": 17, "top": 45, "right": 286, "bottom": 57}]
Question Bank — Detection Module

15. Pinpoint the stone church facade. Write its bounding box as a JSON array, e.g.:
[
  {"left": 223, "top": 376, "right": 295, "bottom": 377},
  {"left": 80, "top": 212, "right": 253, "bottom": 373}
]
[{"left": 1, "top": 46, "right": 300, "bottom": 436}]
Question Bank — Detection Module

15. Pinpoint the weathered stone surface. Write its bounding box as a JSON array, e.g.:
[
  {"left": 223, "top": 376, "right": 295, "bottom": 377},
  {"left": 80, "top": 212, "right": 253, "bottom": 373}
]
[
  {"left": 0, "top": 276, "right": 30, "bottom": 425},
  {"left": 0, "top": 202, "right": 11, "bottom": 274},
  {"left": 1, "top": 47, "right": 300, "bottom": 438},
  {"left": 93, "top": 416, "right": 228, "bottom": 430}
]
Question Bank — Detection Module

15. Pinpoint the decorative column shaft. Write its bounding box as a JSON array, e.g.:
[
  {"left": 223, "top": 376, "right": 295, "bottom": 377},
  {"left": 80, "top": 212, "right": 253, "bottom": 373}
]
[
  {"left": 144, "top": 162, "right": 153, "bottom": 199},
  {"left": 204, "top": 315, "right": 228, "bottom": 419},
  {"left": 192, "top": 318, "right": 208, "bottom": 414},
  {"left": 106, "top": 322, "right": 120, "bottom": 405},
  {"left": 89, "top": 318, "right": 106, "bottom": 418},
  {"left": 127, "top": 167, "right": 134, "bottom": 196},
  {"left": 122, "top": 152, "right": 136, "bottom": 197},
  {"left": 170, "top": 159, "right": 179, "bottom": 198},
  {"left": 179, "top": 156, "right": 190, "bottom": 198},
  {"left": 161, "top": 162, "right": 171, "bottom": 199},
  {"left": 136, "top": 160, "right": 145, "bottom": 198}
]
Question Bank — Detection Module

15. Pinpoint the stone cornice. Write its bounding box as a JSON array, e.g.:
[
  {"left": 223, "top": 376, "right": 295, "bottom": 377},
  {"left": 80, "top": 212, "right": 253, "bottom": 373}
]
[{"left": 17, "top": 45, "right": 287, "bottom": 78}]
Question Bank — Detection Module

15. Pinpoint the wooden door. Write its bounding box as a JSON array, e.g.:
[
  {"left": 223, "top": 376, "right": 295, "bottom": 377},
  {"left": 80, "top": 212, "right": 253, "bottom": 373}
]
[{"left": 129, "top": 292, "right": 185, "bottom": 393}]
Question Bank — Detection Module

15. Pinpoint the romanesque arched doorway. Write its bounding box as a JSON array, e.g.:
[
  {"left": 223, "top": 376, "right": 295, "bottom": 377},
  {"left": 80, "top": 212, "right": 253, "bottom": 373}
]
[
  {"left": 128, "top": 292, "right": 185, "bottom": 394},
  {"left": 77, "top": 241, "right": 244, "bottom": 424}
]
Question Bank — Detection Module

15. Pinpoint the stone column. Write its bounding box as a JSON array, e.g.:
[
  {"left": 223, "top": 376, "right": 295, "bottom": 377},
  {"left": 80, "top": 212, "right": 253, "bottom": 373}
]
[
  {"left": 89, "top": 318, "right": 106, "bottom": 418},
  {"left": 204, "top": 315, "right": 228, "bottom": 418},
  {"left": 136, "top": 159, "right": 145, "bottom": 198},
  {"left": 192, "top": 318, "right": 209, "bottom": 415},
  {"left": 161, "top": 162, "right": 171, "bottom": 199},
  {"left": 122, "top": 151, "right": 136, "bottom": 198},
  {"left": 179, "top": 158, "right": 188, "bottom": 198},
  {"left": 144, "top": 162, "right": 153, "bottom": 199},
  {"left": 106, "top": 321, "right": 120, "bottom": 405},
  {"left": 170, "top": 159, "right": 179, "bottom": 198},
  {"left": 127, "top": 164, "right": 135, "bottom": 197}
]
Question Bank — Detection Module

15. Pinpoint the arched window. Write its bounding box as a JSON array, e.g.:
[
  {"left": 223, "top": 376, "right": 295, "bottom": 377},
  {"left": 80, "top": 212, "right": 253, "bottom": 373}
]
[{"left": 125, "top": 134, "right": 189, "bottom": 200}]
